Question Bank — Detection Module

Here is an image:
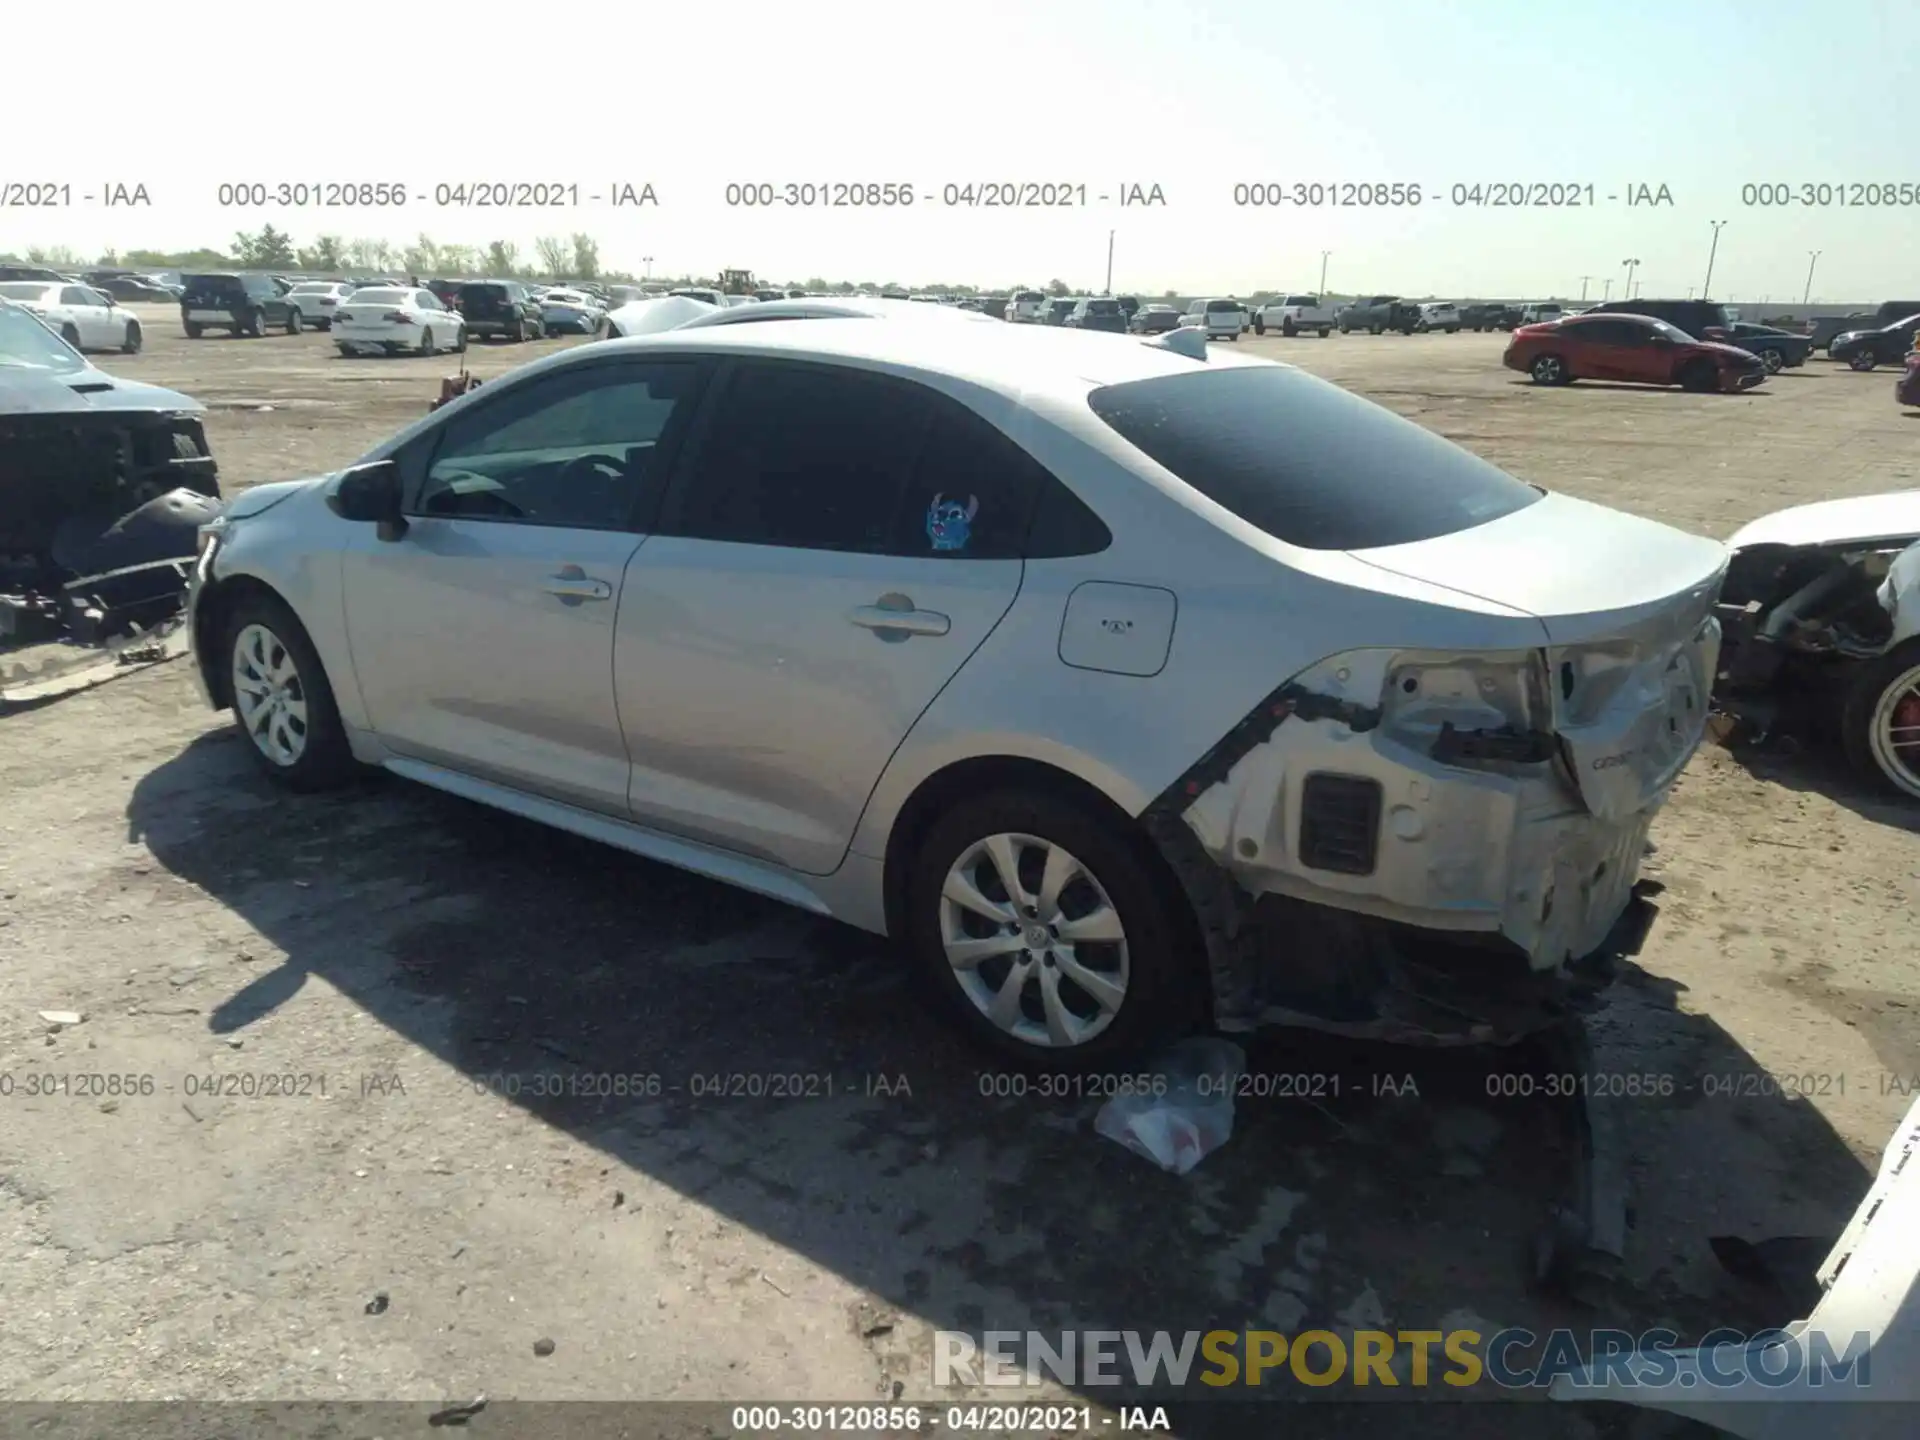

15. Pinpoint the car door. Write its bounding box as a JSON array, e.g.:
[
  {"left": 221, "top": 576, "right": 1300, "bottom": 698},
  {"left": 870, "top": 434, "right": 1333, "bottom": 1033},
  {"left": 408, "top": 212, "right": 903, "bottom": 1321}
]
[
  {"left": 340, "top": 355, "right": 706, "bottom": 814},
  {"left": 1565, "top": 319, "right": 1633, "bottom": 381},
  {"left": 611, "top": 359, "right": 1032, "bottom": 875}
]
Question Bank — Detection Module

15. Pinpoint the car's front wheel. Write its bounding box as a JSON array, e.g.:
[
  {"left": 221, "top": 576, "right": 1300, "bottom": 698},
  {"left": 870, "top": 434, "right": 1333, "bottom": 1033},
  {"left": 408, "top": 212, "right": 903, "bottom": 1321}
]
[
  {"left": 905, "top": 790, "right": 1199, "bottom": 1071},
  {"left": 1530, "top": 353, "right": 1570, "bottom": 385},
  {"left": 1842, "top": 639, "right": 1920, "bottom": 801},
  {"left": 1758, "top": 347, "right": 1784, "bottom": 373},
  {"left": 1849, "top": 351, "right": 1879, "bottom": 372},
  {"left": 122, "top": 321, "right": 141, "bottom": 354},
  {"left": 60, "top": 322, "right": 82, "bottom": 348},
  {"left": 225, "top": 593, "right": 357, "bottom": 791},
  {"left": 286, "top": 308, "right": 304, "bottom": 335}
]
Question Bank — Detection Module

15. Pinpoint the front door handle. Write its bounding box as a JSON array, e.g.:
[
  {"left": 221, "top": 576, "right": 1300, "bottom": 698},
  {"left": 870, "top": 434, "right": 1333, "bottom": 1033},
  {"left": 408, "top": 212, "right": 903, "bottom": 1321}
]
[
  {"left": 544, "top": 570, "right": 613, "bottom": 603},
  {"left": 850, "top": 594, "right": 950, "bottom": 638}
]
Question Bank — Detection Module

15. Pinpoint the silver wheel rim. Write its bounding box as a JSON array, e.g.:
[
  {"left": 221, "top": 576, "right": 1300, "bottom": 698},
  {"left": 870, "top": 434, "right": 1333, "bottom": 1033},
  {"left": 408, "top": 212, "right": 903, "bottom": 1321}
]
[
  {"left": 1535, "top": 356, "right": 1562, "bottom": 382},
  {"left": 1762, "top": 349, "right": 1783, "bottom": 372},
  {"left": 938, "top": 832, "right": 1129, "bottom": 1048},
  {"left": 1868, "top": 663, "right": 1920, "bottom": 798},
  {"left": 231, "top": 623, "right": 310, "bottom": 767}
]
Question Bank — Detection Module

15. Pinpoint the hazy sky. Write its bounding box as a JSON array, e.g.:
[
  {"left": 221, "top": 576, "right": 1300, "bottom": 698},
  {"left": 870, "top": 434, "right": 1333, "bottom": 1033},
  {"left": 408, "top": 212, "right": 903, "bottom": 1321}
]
[{"left": 7, "top": 0, "right": 1914, "bottom": 299}]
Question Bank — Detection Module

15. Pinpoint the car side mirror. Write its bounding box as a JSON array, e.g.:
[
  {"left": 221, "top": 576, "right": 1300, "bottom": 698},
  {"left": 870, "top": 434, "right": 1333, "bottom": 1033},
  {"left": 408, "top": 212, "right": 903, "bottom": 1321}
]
[{"left": 327, "top": 459, "right": 408, "bottom": 540}]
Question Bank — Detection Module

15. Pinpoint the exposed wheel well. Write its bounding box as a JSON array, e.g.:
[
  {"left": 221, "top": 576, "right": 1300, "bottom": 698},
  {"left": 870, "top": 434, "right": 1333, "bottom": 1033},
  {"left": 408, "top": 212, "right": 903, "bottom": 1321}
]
[
  {"left": 879, "top": 755, "right": 1207, "bottom": 990},
  {"left": 192, "top": 574, "right": 288, "bottom": 709}
]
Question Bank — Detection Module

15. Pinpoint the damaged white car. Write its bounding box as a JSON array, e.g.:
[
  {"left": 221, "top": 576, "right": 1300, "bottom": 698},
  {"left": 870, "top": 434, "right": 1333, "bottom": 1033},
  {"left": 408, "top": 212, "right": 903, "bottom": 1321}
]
[
  {"left": 184, "top": 319, "right": 1724, "bottom": 1073},
  {"left": 1714, "top": 492, "right": 1920, "bottom": 799}
]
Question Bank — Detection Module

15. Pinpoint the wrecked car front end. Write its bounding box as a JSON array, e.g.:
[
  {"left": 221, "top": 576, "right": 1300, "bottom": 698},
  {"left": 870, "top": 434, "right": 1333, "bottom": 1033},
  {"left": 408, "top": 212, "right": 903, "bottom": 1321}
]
[
  {"left": 0, "top": 308, "right": 220, "bottom": 652},
  {"left": 1713, "top": 491, "right": 1920, "bottom": 799}
]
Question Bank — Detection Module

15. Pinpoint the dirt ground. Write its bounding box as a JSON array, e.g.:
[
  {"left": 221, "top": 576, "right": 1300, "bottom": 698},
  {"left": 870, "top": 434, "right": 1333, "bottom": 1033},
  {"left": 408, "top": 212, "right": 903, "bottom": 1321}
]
[{"left": 1, "top": 306, "right": 1916, "bottom": 1436}]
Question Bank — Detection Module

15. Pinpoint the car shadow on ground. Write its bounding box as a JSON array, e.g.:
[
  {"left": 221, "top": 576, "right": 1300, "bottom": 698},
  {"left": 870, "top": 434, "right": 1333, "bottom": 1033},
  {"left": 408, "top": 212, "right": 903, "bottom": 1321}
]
[
  {"left": 1715, "top": 732, "right": 1920, "bottom": 836},
  {"left": 125, "top": 733, "right": 1875, "bottom": 1429},
  {"left": 1502, "top": 381, "right": 1775, "bottom": 397}
]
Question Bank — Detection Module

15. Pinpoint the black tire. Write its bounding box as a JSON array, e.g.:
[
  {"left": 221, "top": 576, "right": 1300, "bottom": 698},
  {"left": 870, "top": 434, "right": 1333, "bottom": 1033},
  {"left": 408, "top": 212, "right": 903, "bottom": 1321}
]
[
  {"left": 419, "top": 327, "right": 436, "bottom": 357},
  {"left": 122, "top": 321, "right": 142, "bottom": 354},
  {"left": 1317, "top": 328, "right": 1329, "bottom": 338},
  {"left": 1369, "top": 324, "right": 1382, "bottom": 335},
  {"left": 1849, "top": 351, "right": 1878, "bottom": 372},
  {"left": 223, "top": 591, "right": 358, "bottom": 792},
  {"left": 903, "top": 789, "right": 1201, "bottom": 1071},
  {"left": 1679, "top": 359, "right": 1721, "bottom": 392},
  {"left": 60, "top": 323, "right": 82, "bottom": 348},
  {"left": 455, "top": 327, "right": 468, "bottom": 353},
  {"left": 244, "top": 310, "right": 264, "bottom": 337},
  {"left": 285, "top": 308, "right": 304, "bottom": 335},
  {"left": 1445, "top": 326, "right": 1459, "bottom": 334},
  {"left": 1758, "top": 347, "right": 1784, "bottom": 373},
  {"left": 184, "top": 321, "right": 204, "bottom": 339},
  {"left": 1252, "top": 316, "right": 1266, "bottom": 335},
  {"left": 1530, "top": 353, "right": 1571, "bottom": 385},
  {"left": 1282, "top": 320, "right": 1297, "bottom": 337},
  {"left": 1840, "top": 638, "right": 1920, "bottom": 801},
  {"left": 512, "top": 319, "right": 527, "bottom": 343}
]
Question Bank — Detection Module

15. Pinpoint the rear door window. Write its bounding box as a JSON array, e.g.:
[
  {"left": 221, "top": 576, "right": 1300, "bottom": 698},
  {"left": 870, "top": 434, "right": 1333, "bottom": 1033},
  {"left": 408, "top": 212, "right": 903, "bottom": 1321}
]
[{"left": 1088, "top": 366, "right": 1541, "bottom": 551}]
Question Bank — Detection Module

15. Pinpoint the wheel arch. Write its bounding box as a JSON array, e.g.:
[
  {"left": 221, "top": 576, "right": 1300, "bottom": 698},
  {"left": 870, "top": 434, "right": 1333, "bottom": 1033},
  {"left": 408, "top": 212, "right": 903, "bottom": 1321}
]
[{"left": 192, "top": 572, "right": 289, "bottom": 709}]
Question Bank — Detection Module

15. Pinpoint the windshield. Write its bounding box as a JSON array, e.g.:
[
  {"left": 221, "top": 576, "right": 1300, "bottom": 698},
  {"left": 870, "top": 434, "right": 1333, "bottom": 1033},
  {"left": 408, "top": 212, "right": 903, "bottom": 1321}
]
[
  {"left": 1205, "top": 300, "right": 1243, "bottom": 314},
  {"left": 1088, "top": 366, "right": 1542, "bottom": 551},
  {"left": 1085, "top": 300, "right": 1121, "bottom": 314},
  {"left": 0, "top": 283, "right": 54, "bottom": 301},
  {"left": 0, "top": 304, "right": 89, "bottom": 373}
]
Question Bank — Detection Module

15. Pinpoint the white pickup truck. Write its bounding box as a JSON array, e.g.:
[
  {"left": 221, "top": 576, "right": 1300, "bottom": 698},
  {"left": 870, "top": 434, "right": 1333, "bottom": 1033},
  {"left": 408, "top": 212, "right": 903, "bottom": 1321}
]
[{"left": 1251, "top": 293, "right": 1336, "bottom": 337}]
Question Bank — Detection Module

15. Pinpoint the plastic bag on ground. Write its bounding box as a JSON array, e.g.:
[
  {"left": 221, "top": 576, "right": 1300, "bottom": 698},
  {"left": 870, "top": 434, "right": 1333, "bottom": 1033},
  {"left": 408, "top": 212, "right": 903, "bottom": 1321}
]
[{"left": 1094, "top": 1037, "right": 1247, "bottom": 1175}]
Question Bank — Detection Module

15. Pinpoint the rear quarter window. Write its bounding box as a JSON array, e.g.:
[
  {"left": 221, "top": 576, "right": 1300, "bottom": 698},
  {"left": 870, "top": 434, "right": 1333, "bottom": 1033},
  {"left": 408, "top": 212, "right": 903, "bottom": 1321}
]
[{"left": 1088, "top": 366, "right": 1542, "bottom": 551}]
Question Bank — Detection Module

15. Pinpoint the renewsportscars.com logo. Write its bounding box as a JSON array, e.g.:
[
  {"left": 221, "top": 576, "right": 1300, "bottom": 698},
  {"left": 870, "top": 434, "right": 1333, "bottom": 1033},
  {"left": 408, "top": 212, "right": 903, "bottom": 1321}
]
[{"left": 934, "top": 1328, "right": 1874, "bottom": 1392}]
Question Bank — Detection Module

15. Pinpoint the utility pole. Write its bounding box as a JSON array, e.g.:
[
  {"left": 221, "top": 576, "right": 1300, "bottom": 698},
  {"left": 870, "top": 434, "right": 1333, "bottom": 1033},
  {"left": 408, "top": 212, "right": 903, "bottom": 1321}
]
[
  {"left": 1803, "top": 250, "right": 1821, "bottom": 307},
  {"left": 1602, "top": 278, "right": 1613, "bottom": 301},
  {"left": 1702, "top": 220, "right": 1726, "bottom": 296},
  {"left": 643, "top": 256, "right": 653, "bottom": 280},
  {"left": 1622, "top": 257, "right": 1641, "bottom": 300},
  {"left": 1104, "top": 230, "right": 1114, "bottom": 295},
  {"left": 1319, "top": 250, "right": 1330, "bottom": 295},
  {"left": 1578, "top": 275, "right": 1596, "bottom": 301}
]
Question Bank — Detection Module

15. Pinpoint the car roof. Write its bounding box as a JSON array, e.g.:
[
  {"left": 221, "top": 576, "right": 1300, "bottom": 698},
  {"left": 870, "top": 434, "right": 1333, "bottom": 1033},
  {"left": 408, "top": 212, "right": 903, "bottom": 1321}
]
[
  {"left": 588, "top": 313, "right": 1283, "bottom": 395},
  {"left": 675, "top": 297, "right": 998, "bottom": 328}
]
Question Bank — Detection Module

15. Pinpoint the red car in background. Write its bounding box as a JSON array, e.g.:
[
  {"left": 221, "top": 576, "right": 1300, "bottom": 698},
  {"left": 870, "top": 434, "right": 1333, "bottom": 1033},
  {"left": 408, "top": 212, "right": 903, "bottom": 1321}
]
[{"left": 1503, "top": 313, "right": 1768, "bottom": 392}]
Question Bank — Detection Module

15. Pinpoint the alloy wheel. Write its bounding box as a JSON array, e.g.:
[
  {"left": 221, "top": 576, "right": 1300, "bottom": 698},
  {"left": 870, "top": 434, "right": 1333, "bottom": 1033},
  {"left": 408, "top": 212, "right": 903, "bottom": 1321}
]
[
  {"left": 1868, "top": 663, "right": 1920, "bottom": 798},
  {"left": 938, "top": 832, "right": 1130, "bottom": 1049},
  {"left": 231, "top": 623, "right": 310, "bottom": 767}
]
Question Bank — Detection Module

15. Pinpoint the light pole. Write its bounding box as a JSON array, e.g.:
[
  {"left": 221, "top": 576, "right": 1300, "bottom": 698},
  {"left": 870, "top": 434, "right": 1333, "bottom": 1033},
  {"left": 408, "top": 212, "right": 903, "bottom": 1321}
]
[
  {"left": 1702, "top": 220, "right": 1725, "bottom": 297},
  {"left": 1622, "top": 257, "right": 1641, "bottom": 300},
  {"left": 1104, "top": 230, "right": 1114, "bottom": 295},
  {"left": 1602, "top": 278, "right": 1613, "bottom": 301},
  {"left": 1578, "top": 275, "right": 1597, "bottom": 301},
  {"left": 643, "top": 255, "right": 653, "bottom": 280},
  {"left": 1803, "top": 250, "right": 1821, "bottom": 307},
  {"left": 1319, "top": 250, "right": 1330, "bottom": 295}
]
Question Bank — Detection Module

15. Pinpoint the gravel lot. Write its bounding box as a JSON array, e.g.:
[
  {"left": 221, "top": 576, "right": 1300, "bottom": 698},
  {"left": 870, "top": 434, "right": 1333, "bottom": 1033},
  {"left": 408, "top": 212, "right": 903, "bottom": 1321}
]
[{"left": 2, "top": 305, "right": 1916, "bottom": 1434}]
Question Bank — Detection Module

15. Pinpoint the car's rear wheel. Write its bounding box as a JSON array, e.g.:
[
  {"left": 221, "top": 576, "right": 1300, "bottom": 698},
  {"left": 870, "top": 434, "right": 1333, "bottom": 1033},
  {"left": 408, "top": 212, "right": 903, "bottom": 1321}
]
[
  {"left": 419, "top": 327, "right": 436, "bottom": 356},
  {"left": 184, "top": 321, "right": 204, "bottom": 339},
  {"left": 1849, "top": 351, "right": 1878, "bottom": 372},
  {"left": 1679, "top": 359, "right": 1721, "bottom": 392},
  {"left": 905, "top": 790, "right": 1200, "bottom": 1071},
  {"left": 455, "top": 327, "right": 468, "bottom": 353},
  {"left": 244, "top": 310, "right": 264, "bottom": 337},
  {"left": 1842, "top": 640, "right": 1920, "bottom": 801},
  {"left": 1318, "top": 327, "right": 1329, "bottom": 338},
  {"left": 59, "top": 323, "right": 82, "bottom": 348},
  {"left": 225, "top": 593, "right": 357, "bottom": 792},
  {"left": 1252, "top": 316, "right": 1266, "bottom": 335},
  {"left": 286, "top": 308, "right": 304, "bottom": 335},
  {"left": 121, "top": 321, "right": 141, "bottom": 354},
  {"left": 512, "top": 319, "right": 527, "bottom": 342},
  {"left": 1758, "top": 347, "right": 1784, "bottom": 373},
  {"left": 1530, "top": 353, "right": 1569, "bottom": 385}
]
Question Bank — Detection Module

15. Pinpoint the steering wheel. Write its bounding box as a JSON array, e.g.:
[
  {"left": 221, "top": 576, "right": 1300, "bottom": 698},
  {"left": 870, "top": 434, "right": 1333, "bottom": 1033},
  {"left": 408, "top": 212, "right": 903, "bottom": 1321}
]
[{"left": 551, "top": 452, "right": 632, "bottom": 520}]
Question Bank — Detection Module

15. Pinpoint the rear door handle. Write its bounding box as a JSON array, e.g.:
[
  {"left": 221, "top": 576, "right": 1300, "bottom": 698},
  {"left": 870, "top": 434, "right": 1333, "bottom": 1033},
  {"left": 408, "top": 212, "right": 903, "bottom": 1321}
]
[
  {"left": 544, "top": 572, "right": 613, "bottom": 603},
  {"left": 849, "top": 598, "right": 950, "bottom": 637}
]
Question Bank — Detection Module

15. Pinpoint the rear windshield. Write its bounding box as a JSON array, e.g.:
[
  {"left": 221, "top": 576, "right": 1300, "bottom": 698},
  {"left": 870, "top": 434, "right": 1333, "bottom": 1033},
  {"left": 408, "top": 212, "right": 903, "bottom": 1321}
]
[
  {"left": 1085, "top": 300, "right": 1121, "bottom": 314},
  {"left": 350, "top": 289, "right": 409, "bottom": 304},
  {"left": 1014, "top": 291, "right": 1045, "bottom": 303},
  {"left": 1087, "top": 366, "right": 1542, "bottom": 551},
  {"left": 1283, "top": 296, "right": 1316, "bottom": 307},
  {"left": 184, "top": 275, "right": 242, "bottom": 294},
  {"left": 1204, "top": 300, "right": 1243, "bottom": 314},
  {"left": 0, "top": 283, "right": 51, "bottom": 300},
  {"left": 290, "top": 283, "right": 335, "bottom": 293}
]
